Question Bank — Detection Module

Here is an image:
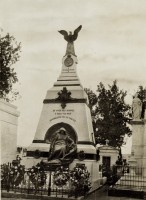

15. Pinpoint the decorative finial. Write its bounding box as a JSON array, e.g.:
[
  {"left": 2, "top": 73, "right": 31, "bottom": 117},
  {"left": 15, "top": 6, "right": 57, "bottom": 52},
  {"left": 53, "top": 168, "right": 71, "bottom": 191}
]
[
  {"left": 58, "top": 25, "right": 82, "bottom": 43},
  {"left": 58, "top": 25, "right": 82, "bottom": 56}
]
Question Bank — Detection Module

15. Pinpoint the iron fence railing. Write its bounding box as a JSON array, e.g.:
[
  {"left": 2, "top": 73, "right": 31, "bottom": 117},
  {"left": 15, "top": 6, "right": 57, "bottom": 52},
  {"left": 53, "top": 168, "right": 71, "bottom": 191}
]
[
  {"left": 1, "top": 184, "right": 71, "bottom": 198},
  {"left": 1, "top": 178, "right": 77, "bottom": 198},
  {"left": 1, "top": 162, "right": 90, "bottom": 198},
  {"left": 3, "top": 161, "right": 146, "bottom": 197},
  {"left": 102, "top": 165, "right": 146, "bottom": 189}
]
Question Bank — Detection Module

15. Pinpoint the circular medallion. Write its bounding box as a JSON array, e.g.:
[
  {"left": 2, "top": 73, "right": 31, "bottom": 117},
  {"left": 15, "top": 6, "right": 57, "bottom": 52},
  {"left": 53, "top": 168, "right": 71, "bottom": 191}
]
[
  {"left": 77, "top": 150, "right": 85, "bottom": 161},
  {"left": 64, "top": 57, "right": 73, "bottom": 67}
]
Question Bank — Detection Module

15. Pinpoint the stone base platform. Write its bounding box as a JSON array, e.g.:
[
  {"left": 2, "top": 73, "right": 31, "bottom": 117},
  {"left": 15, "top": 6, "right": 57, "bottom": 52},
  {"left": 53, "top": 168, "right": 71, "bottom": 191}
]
[{"left": 2, "top": 191, "right": 84, "bottom": 200}]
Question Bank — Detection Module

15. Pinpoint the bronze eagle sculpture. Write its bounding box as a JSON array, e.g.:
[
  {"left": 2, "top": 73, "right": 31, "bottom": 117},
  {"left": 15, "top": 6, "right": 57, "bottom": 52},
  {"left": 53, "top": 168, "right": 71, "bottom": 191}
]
[{"left": 58, "top": 25, "right": 82, "bottom": 43}]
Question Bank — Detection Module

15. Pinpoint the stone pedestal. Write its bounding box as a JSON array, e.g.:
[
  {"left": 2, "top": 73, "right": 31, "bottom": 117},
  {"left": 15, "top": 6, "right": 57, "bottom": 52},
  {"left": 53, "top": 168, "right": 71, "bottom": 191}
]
[
  {"left": 119, "top": 107, "right": 146, "bottom": 190},
  {"left": 142, "top": 119, "right": 146, "bottom": 177},
  {"left": 131, "top": 120, "right": 145, "bottom": 168},
  {"left": 142, "top": 101, "right": 146, "bottom": 176},
  {"left": 130, "top": 111, "right": 146, "bottom": 177},
  {"left": 0, "top": 99, "right": 20, "bottom": 164}
]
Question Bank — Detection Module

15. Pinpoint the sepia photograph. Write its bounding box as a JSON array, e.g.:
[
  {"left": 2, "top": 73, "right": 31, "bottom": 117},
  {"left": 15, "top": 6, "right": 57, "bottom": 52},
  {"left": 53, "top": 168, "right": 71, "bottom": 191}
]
[{"left": 1, "top": 0, "right": 146, "bottom": 199}]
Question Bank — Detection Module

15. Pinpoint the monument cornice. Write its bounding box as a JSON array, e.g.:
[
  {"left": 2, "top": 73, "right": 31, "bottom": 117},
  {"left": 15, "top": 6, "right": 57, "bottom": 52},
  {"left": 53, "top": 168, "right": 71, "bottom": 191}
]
[
  {"left": 130, "top": 120, "right": 144, "bottom": 125},
  {"left": 43, "top": 98, "right": 87, "bottom": 104},
  {"left": 27, "top": 150, "right": 97, "bottom": 160},
  {"left": 33, "top": 140, "right": 96, "bottom": 146},
  {"left": 33, "top": 140, "right": 46, "bottom": 143},
  {"left": 54, "top": 84, "right": 81, "bottom": 87},
  {"left": 56, "top": 79, "right": 79, "bottom": 82}
]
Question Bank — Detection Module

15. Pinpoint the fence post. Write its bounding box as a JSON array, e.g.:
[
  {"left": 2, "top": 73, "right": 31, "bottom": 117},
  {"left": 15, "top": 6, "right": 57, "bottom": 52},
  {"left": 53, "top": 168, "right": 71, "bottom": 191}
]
[
  {"left": 62, "top": 187, "right": 63, "bottom": 197},
  {"left": 48, "top": 171, "right": 51, "bottom": 196},
  {"left": 56, "top": 187, "right": 57, "bottom": 197},
  {"left": 27, "top": 178, "right": 30, "bottom": 194},
  {"left": 6, "top": 169, "right": 10, "bottom": 192}
]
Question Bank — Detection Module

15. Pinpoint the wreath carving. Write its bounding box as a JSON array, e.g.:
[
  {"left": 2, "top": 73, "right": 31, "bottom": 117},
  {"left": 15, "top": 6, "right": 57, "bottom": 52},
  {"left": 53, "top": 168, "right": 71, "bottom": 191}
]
[
  {"left": 78, "top": 150, "right": 85, "bottom": 161},
  {"left": 34, "top": 149, "right": 41, "bottom": 159},
  {"left": 53, "top": 166, "right": 70, "bottom": 187}
]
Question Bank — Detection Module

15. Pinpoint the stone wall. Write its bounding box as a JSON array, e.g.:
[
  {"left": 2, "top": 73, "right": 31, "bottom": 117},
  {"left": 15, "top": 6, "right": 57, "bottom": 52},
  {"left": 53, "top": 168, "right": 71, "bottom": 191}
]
[{"left": 0, "top": 99, "right": 20, "bottom": 164}]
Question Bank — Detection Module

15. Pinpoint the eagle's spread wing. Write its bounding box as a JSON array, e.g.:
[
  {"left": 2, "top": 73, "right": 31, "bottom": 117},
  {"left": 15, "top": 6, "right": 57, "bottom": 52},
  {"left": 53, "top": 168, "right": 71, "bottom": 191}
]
[
  {"left": 73, "top": 25, "right": 82, "bottom": 41},
  {"left": 58, "top": 25, "right": 82, "bottom": 42},
  {"left": 58, "top": 30, "right": 68, "bottom": 41}
]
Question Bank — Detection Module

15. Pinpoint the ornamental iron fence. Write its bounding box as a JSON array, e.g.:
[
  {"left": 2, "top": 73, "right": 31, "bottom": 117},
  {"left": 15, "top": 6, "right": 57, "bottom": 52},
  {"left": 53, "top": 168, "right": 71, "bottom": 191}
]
[
  {"left": 1, "top": 161, "right": 91, "bottom": 198},
  {"left": 102, "top": 165, "right": 146, "bottom": 189}
]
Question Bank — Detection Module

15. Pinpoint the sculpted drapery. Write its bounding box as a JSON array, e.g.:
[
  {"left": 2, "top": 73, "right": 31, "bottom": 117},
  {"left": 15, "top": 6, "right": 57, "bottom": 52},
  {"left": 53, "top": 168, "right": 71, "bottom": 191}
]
[
  {"left": 132, "top": 93, "right": 142, "bottom": 120},
  {"left": 48, "top": 128, "right": 77, "bottom": 161}
]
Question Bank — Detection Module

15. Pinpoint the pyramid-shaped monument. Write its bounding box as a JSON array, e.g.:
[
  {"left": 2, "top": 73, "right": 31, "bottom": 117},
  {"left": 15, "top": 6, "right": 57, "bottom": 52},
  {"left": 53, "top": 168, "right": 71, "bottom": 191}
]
[{"left": 27, "top": 26, "right": 99, "bottom": 185}]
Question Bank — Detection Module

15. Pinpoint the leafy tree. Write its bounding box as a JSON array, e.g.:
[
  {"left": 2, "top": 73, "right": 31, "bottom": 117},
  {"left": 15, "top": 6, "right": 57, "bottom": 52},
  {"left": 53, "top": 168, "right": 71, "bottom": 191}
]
[
  {"left": 84, "top": 88, "right": 97, "bottom": 115},
  {"left": 0, "top": 31, "right": 21, "bottom": 101},
  {"left": 136, "top": 85, "right": 146, "bottom": 119},
  {"left": 86, "top": 81, "right": 132, "bottom": 148}
]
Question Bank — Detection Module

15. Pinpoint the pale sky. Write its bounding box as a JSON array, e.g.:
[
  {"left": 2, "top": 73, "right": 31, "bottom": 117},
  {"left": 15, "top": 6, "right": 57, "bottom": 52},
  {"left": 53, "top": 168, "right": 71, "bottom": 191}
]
[{"left": 1, "top": 0, "right": 146, "bottom": 154}]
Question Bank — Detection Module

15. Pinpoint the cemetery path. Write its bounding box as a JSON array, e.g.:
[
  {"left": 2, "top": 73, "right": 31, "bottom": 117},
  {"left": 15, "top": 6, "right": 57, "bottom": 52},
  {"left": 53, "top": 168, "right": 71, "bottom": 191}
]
[{"left": 85, "top": 185, "right": 143, "bottom": 200}]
